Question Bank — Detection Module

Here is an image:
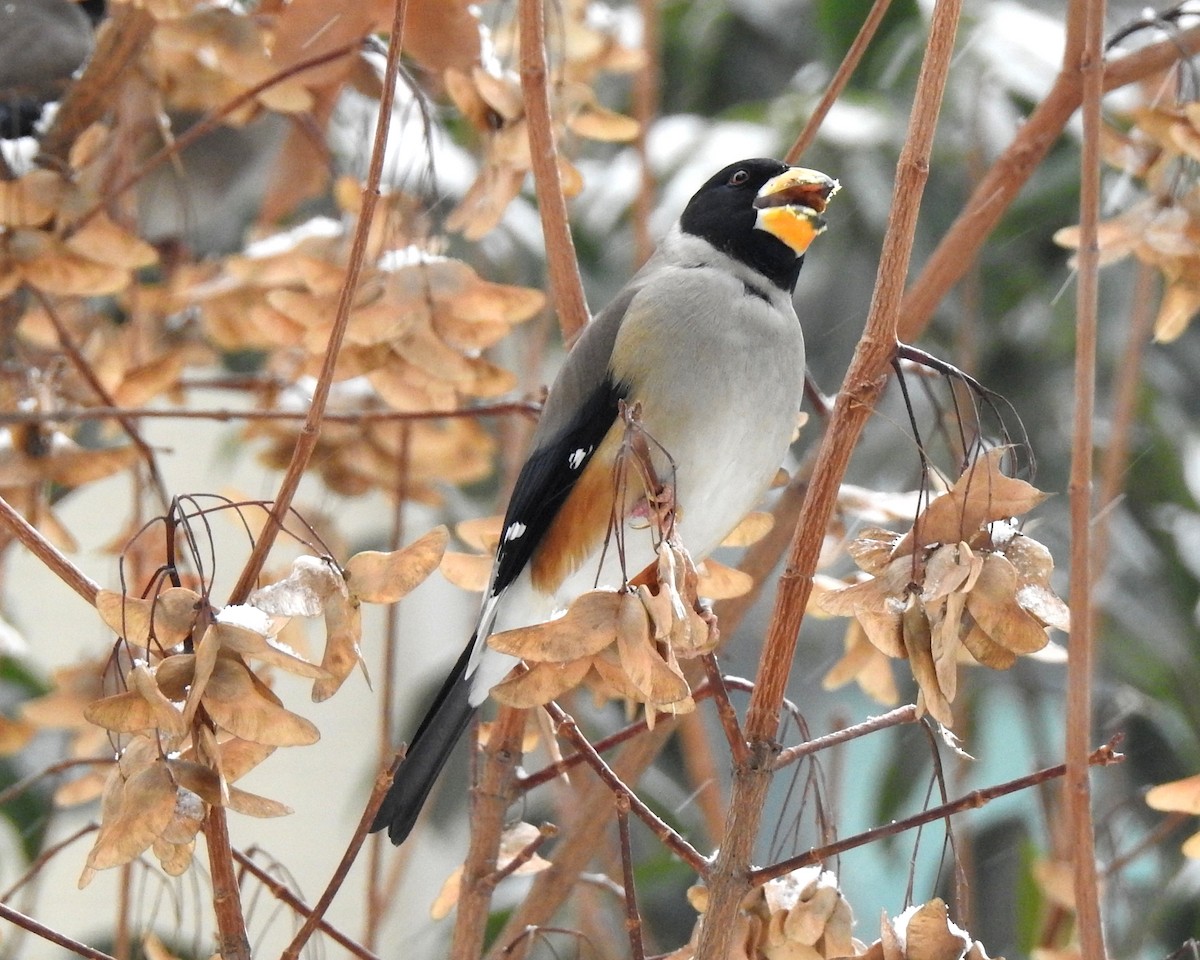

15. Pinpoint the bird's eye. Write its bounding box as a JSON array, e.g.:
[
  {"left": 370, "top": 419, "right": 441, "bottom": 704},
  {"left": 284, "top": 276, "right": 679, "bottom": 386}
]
[{"left": 728, "top": 169, "right": 749, "bottom": 186}]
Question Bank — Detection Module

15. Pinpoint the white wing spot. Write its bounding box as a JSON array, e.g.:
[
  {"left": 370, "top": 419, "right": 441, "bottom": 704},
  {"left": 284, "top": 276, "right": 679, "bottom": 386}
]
[
  {"left": 504, "top": 522, "right": 527, "bottom": 542},
  {"left": 568, "top": 447, "right": 589, "bottom": 470}
]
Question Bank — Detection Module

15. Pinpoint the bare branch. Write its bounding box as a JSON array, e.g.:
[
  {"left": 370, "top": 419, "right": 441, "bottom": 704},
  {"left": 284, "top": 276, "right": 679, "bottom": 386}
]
[
  {"left": 750, "top": 738, "right": 1124, "bottom": 886},
  {"left": 1064, "top": 0, "right": 1107, "bottom": 953},
  {"left": 0, "top": 902, "right": 117, "bottom": 960},
  {"left": 519, "top": 0, "right": 590, "bottom": 341},
  {"left": 786, "top": 0, "right": 896, "bottom": 162},
  {"left": 698, "top": 2, "right": 965, "bottom": 955},
  {"left": 0, "top": 494, "right": 100, "bottom": 605},
  {"left": 233, "top": 851, "right": 384, "bottom": 960}
]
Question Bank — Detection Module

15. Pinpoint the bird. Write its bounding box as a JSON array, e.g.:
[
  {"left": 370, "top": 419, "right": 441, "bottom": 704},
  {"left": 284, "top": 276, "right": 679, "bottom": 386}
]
[{"left": 372, "top": 157, "right": 838, "bottom": 845}]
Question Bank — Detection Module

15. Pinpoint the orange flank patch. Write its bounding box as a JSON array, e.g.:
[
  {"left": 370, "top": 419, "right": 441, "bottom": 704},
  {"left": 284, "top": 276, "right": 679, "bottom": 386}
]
[{"left": 531, "top": 426, "right": 634, "bottom": 594}]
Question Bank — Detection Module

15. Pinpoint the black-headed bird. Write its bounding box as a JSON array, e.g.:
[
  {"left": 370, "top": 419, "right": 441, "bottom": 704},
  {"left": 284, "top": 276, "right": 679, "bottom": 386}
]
[{"left": 372, "top": 157, "right": 838, "bottom": 844}]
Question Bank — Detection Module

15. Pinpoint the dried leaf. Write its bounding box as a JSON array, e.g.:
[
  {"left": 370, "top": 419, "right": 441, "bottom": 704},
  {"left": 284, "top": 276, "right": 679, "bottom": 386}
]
[
  {"left": 250, "top": 555, "right": 344, "bottom": 617},
  {"left": 84, "top": 689, "right": 172, "bottom": 736},
  {"left": 203, "top": 656, "right": 320, "bottom": 745},
  {"left": 0, "top": 714, "right": 35, "bottom": 754},
  {"left": 457, "top": 515, "right": 504, "bottom": 552},
  {"left": 898, "top": 449, "right": 1048, "bottom": 555},
  {"left": 312, "top": 590, "right": 364, "bottom": 702},
  {"left": 1146, "top": 772, "right": 1200, "bottom": 814},
  {"left": 82, "top": 759, "right": 178, "bottom": 882},
  {"left": 440, "top": 551, "right": 493, "bottom": 591},
  {"left": 66, "top": 212, "right": 158, "bottom": 269},
  {"left": 489, "top": 591, "right": 624, "bottom": 662},
  {"left": 211, "top": 621, "right": 328, "bottom": 679},
  {"left": 901, "top": 900, "right": 970, "bottom": 960},
  {"left": 960, "top": 623, "right": 1017, "bottom": 670},
  {"left": 0, "top": 169, "right": 66, "bottom": 227},
  {"left": 965, "top": 554, "right": 1049, "bottom": 655},
  {"left": 345, "top": 526, "right": 448, "bottom": 603},
  {"left": 490, "top": 658, "right": 592, "bottom": 708},
  {"left": 226, "top": 784, "right": 293, "bottom": 817},
  {"left": 903, "top": 594, "right": 952, "bottom": 726},
  {"left": 696, "top": 558, "right": 753, "bottom": 599}
]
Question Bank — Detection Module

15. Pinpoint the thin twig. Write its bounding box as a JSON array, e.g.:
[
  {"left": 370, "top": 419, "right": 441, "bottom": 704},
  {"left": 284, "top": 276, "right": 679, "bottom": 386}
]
[
  {"left": 0, "top": 902, "right": 117, "bottom": 960},
  {"left": 0, "top": 400, "right": 543, "bottom": 427},
  {"left": 632, "top": 0, "right": 660, "bottom": 267},
  {"left": 749, "top": 739, "right": 1124, "bottom": 886},
  {"left": 280, "top": 755, "right": 398, "bottom": 960},
  {"left": 232, "top": 851, "right": 383, "bottom": 960},
  {"left": 519, "top": 0, "right": 590, "bottom": 341},
  {"left": 226, "top": 2, "right": 408, "bottom": 606},
  {"left": 615, "top": 796, "right": 647, "bottom": 960},
  {"left": 1064, "top": 0, "right": 1107, "bottom": 954},
  {"left": 772, "top": 705, "right": 919, "bottom": 770},
  {"left": 0, "top": 494, "right": 99, "bottom": 605},
  {"left": 30, "top": 288, "right": 170, "bottom": 510},
  {"left": 0, "top": 823, "right": 97, "bottom": 902},
  {"left": 542, "top": 700, "right": 708, "bottom": 874},
  {"left": 487, "top": 727, "right": 674, "bottom": 960},
  {"left": 785, "top": 0, "right": 895, "bottom": 162}
]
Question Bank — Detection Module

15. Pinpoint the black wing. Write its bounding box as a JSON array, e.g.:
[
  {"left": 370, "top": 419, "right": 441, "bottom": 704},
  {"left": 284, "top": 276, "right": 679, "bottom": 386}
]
[{"left": 491, "top": 374, "right": 626, "bottom": 595}]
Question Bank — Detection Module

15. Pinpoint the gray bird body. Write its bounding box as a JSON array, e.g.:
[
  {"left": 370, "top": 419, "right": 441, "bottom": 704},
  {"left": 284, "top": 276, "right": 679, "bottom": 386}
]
[
  {"left": 468, "top": 226, "right": 806, "bottom": 696},
  {"left": 371, "top": 159, "right": 836, "bottom": 844}
]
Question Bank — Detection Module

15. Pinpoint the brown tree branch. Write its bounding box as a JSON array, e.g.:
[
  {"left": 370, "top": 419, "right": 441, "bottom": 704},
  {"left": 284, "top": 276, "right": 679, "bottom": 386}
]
[
  {"left": 519, "top": 0, "right": 590, "bottom": 341},
  {"left": 1064, "top": 0, "right": 1107, "bottom": 954},
  {"left": 749, "top": 738, "right": 1124, "bottom": 886},
  {"left": 615, "top": 795, "right": 647, "bottom": 960},
  {"left": 696, "top": 3, "right": 963, "bottom": 956},
  {"left": 0, "top": 494, "right": 99, "bottom": 605},
  {"left": 450, "top": 705, "right": 528, "bottom": 960},
  {"left": 542, "top": 700, "right": 708, "bottom": 874},
  {"left": 203, "top": 781, "right": 249, "bottom": 960},
  {"left": 226, "top": 1, "right": 408, "bottom": 606},
  {"left": 785, "top": 0, "right": 896, "bottom": 163},
  {"left": 898, "top": 24, "right": 1200, "bottom": 340},
  {"left": 487, "top": 724, "right": 676, "bottom": 960},
  {"left": 0, "top": 902, "right": 117, "bottom": 960}
]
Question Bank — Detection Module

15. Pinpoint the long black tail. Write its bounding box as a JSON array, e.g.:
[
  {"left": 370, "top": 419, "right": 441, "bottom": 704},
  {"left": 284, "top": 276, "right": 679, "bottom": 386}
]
[{"left": 371, "top": 638, "right": 479, "bottom": 845}]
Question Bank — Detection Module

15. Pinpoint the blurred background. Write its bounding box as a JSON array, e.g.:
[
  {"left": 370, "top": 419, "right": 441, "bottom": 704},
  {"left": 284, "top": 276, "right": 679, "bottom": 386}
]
[{"left": 1, "top": 0, "right": 1199, "bottom": 957}]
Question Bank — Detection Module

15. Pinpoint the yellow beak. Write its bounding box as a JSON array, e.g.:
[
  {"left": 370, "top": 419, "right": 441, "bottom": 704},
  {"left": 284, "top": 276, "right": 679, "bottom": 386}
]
[{"left": 753, "top": 167, "right": 840, "bottom": 256}]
